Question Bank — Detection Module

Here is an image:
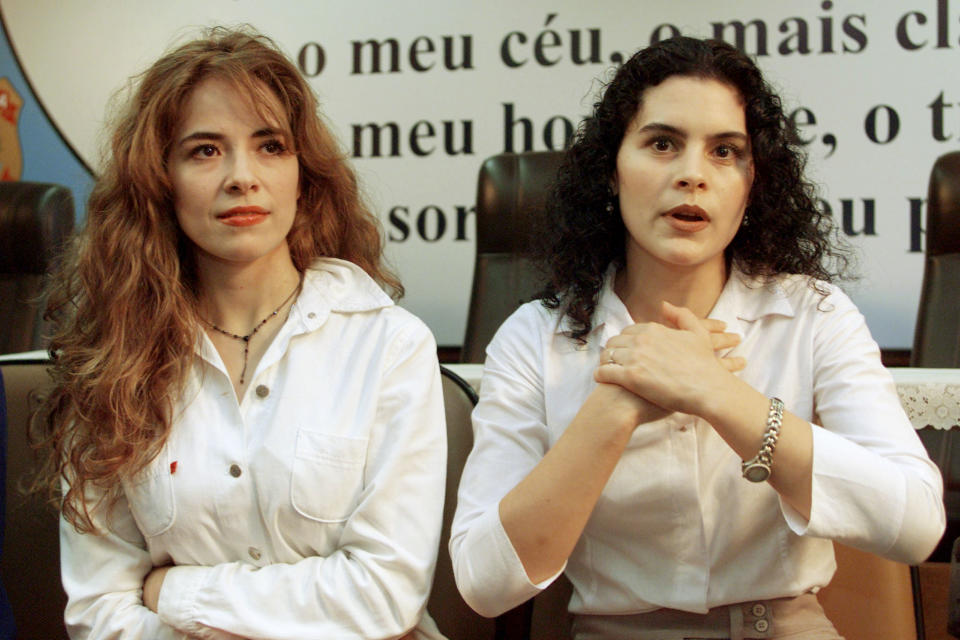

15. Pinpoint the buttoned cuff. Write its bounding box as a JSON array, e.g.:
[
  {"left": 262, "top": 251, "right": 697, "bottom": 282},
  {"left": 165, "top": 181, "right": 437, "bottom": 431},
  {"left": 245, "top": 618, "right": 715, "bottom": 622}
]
[
  {"left": 491, "top": 503, "right": 565, "bottom": 588},
  {"left": 156, "top": 565, "right": 225, "bottom": 640},
  {"left": 460, "top": 504, "right": 565, "bottom": 616},
  {"left": 780, "top": 425, "right": 903, "bottom": 554}
]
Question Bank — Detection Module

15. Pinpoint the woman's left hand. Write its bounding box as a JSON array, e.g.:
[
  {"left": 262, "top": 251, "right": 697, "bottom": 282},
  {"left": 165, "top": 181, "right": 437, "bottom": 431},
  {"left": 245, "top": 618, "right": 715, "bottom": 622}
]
[
  {"left": 595, "top": 301, "right": 740, "bottom": 416},
  {"left": 142, "top": 565, "right": 172, "bottom": 613}
]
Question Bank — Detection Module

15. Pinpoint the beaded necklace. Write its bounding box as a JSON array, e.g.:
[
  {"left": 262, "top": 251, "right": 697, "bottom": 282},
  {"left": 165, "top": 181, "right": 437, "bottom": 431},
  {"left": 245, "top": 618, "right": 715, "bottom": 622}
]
[{"left": 204, "top": 277, "right": 302, "bottom": 384}]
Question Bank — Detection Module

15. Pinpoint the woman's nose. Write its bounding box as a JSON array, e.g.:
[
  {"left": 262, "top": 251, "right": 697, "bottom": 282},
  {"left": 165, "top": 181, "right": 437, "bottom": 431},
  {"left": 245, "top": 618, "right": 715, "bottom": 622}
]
[
  {"left": 224, "top": 154, "right": 259, "bottom": 194},
  {"left": 675, "top": 152, "right": 707, "bottom": 191}
]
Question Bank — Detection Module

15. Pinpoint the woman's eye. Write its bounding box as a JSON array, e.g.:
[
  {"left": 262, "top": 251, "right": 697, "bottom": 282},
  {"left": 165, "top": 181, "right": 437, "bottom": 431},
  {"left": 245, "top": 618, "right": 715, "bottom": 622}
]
[
  {"left": 715, "top": 144, "right": 740, "bottom": 159},
  {"left": 651, "top": 137, "right": 672, "bottom": 152},
  {"left": 263, "top": 140, "right": 287, "bottom": 154},
  {"left": 190, "top": 144, "right": 218, "bottom": 158}
]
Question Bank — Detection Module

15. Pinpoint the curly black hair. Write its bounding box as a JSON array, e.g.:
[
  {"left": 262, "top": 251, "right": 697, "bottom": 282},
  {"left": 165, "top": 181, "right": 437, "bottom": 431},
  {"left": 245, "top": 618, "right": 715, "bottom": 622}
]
[{"left": 536, "top": 36, "right": 853, "bottom": 340}]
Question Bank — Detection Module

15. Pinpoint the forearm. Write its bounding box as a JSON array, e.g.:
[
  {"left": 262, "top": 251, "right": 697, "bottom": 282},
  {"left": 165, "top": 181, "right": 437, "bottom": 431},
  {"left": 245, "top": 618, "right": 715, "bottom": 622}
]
[
  {"left": 697, "top": 374, "right": 814, "bottom": 519},
  {"left": 60, "top": 517, "right": 187, "bottom": 640},
  {"left": 499, "top": 384, "right": 644, "bottom": 583}
]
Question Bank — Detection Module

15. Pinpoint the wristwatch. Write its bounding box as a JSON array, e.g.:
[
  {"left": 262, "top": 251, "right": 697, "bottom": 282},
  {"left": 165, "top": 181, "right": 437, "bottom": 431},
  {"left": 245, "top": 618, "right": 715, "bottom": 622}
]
[{"left": 741, "top": 397, "right": 784, "bottom": 483}]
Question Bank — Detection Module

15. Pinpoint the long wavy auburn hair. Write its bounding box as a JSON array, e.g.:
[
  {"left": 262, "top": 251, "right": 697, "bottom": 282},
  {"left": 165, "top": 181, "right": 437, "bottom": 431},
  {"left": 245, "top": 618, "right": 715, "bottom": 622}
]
[
  {"left": 537, "top": 36, "right": 853, "bottom": 340},
  {"left": 32, "top": 27, "right": 400, "bottom": 533}
]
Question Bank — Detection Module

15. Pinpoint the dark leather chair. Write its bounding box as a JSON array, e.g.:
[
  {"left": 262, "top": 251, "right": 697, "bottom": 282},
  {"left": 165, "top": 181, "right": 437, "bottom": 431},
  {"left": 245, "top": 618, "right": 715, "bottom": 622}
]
[
  {"left": 910, "top": 150, "right": 960, "bottom": 639},
  {"left": 428, "top": 366, "right": 495, "bottom": 640},
  {"left": 461, "top": 152, "right": 565, "bottom": 363},
  {"left": 0, "top": 182, "right": 74, "bottom": 355},
  {"left": 0, "top": 358, "right": 67, "bottom": 639},
  {"left": 0, "top": 369, "right": 17, "bottom": 638},
  {"left": 459, "top": 151, "right": 574, "bottom": 638}
]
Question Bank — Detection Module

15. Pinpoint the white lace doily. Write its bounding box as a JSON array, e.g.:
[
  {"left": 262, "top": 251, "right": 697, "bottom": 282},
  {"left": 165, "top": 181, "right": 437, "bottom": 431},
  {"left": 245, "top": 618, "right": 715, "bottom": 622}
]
[{"left": 897, "top": 383, "right": 960, "bottom": 430}]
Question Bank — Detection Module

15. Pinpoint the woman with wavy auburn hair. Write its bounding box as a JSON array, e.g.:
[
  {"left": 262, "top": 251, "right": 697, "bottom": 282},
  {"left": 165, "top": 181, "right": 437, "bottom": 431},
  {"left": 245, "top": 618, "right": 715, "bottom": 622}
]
[
  {"left": 451, "top": 37, "right": 944, "bottom": 638},
  {"left": 33, "top": 27, "right": 446, "bottom": 640}
]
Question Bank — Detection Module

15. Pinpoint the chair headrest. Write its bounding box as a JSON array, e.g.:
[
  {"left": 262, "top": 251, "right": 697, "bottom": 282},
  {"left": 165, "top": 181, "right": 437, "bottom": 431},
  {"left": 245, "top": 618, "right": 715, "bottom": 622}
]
[
  {"left": 927, "top": 151, "right": 960, "bottom": 257},
  {"left": 475, "top": 151, "right": 565, "bottom": 254},
  {"left": 0, "top": 182, "right": 74, "bottom": 274}
]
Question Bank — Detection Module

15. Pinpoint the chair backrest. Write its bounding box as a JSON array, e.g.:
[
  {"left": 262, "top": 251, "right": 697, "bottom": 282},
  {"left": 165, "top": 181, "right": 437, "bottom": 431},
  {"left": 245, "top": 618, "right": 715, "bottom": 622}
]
[
  {"left": 818, "top": 542, "right": 917, "bottom": 640},
  {"left": 0, "top": 182, "right": 74, "bottom": 355},
  {"left": 0, "top": 369, "right": 16, "bottom": 637},
  {"left": 461, "top": 151, "right": 565, "bottom": 363},
  {"left": 912, "top": 150, "right": 960, "bottom": 367},
  {"left": 427, "top": 366, "right": 495, "bottom": 640},
  {"left": 0, "top": 359, "right": 67, "bottom": 639},
  {"left": 910, "top": 151, "right": 960, "bottom": 572}
]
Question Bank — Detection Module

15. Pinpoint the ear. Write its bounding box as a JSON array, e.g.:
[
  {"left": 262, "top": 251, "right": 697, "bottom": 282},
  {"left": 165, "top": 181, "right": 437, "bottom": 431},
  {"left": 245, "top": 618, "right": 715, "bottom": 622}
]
[{"left": 609, "top": 171, "right": 619, "bottom": 196}]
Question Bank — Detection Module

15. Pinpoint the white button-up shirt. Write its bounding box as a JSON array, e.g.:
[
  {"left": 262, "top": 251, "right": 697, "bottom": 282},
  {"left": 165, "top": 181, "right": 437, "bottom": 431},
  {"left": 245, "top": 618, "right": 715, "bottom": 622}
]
[
  {"left": 451, "top": 269, "right": 945, "bottom": 617},
  {"left": 61, "top": 258, "right": 447, "bottom": 640}
]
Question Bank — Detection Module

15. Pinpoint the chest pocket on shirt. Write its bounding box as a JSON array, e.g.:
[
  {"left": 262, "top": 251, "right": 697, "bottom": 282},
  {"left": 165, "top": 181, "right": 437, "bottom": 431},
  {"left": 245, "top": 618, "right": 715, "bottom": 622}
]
[
  {"left": 122, "top": 452, "right": 176, "bottom": 538},
  {"left": 291, "top": 429, "right": 368, "bottom": 523}
]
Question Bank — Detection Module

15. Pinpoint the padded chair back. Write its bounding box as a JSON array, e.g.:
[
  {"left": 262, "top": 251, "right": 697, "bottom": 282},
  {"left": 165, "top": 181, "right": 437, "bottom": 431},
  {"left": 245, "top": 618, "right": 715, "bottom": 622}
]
[
  {"left": 427, "top": 366, "right": 494, "bottom": 640},
  {"left": 913, "top": 151, "right": 960, "bottom": 366},
  {"left": 0, "top": 369, "right": 16, "bottom": 637},
  {"left": 0, "top": 359, "right": 67, "bottom": 639},
  {"left": 0, "top": 182, "right": 74, "bottom": 355},
  {"left": 910, "top": 150, "right": 960, "bottom": 639},
  {"left": 462, "top": 151, "right": 565, "bottom": 363},
  {"left": 818, "top": 542, "right": 917, "bottom": 640}
]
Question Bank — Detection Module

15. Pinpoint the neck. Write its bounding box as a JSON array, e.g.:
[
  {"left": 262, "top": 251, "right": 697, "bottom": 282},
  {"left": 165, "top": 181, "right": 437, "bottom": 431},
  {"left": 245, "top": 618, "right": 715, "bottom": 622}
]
[
  {"left": 195, "top": 253, "right": 302, "bottom": 333},
  {"left": 614, "top": 254, "right": 728, "bottom": 324}
]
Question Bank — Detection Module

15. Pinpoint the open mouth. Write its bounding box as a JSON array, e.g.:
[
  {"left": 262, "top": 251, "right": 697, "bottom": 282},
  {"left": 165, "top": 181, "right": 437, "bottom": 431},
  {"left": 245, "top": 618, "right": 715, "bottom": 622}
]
[
  {"left": 663, "top": 205, "right": 710, "bottom": 231},
  {"left": 665, "top": 205, "right": 709, "bottom": 222}
]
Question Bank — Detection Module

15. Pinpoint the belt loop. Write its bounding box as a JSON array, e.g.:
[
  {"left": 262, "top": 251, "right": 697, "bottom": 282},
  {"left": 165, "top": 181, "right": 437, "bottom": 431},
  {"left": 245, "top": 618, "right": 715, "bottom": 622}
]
[{"left": 729, "top": 603, "right": 744, "bottom": 640}]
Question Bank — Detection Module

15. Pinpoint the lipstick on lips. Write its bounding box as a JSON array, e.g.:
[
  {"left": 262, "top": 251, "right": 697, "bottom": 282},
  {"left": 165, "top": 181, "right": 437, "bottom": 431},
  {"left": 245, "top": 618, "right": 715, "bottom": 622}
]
[
  {"left": 663, "top": 204, "right": 709, "bottom": 232},
  {"left": 217, "top": 205, "right": 268, "bottom": 227}
]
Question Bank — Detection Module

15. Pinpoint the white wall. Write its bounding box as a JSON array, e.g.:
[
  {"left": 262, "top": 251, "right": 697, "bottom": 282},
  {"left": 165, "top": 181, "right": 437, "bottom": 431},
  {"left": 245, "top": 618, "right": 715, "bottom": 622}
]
[{"left": 3, "top": 0, "right": 954, "bottom": 347}]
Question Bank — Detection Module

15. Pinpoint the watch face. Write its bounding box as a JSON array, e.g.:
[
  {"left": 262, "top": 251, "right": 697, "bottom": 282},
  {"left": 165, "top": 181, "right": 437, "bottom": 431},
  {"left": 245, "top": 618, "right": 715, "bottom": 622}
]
[{"left": 744, "top": 463, "right": 770, "bottom": 483}]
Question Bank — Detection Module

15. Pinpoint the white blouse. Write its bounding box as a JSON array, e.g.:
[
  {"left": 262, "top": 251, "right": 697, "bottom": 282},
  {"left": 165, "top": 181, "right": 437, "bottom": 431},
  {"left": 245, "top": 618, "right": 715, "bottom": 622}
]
[
  {"left": 60, "top": 258, "right": 447, "bottom": 640},
  {"left": 451, "top": 269, "right": 945, "bottom": 617}
]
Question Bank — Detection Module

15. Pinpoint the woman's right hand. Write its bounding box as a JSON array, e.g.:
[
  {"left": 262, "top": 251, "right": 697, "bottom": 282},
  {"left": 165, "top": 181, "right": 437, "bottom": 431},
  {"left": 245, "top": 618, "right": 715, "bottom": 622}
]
[
  {"left": 588, "top": 381, "right": 669, "bottom": 430},
  {"left": 596, "top": 305, "right": 746, "bottom": 417},
  {"left": 594, "top": 315, "right": 744, "bottom": 427}
]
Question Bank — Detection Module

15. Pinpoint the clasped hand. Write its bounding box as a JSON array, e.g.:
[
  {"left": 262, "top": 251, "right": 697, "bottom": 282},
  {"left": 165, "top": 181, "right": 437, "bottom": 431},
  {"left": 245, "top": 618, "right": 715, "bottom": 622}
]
[{"left": 595, "top": 301, "right": 745, "bottom": 417}]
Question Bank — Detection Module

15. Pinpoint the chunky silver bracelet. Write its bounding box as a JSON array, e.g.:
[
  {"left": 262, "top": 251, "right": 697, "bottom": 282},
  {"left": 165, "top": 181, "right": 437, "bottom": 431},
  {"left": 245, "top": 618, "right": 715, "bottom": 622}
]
[{"left": 741, "top": 397, "right": 784, "bottom": 483}]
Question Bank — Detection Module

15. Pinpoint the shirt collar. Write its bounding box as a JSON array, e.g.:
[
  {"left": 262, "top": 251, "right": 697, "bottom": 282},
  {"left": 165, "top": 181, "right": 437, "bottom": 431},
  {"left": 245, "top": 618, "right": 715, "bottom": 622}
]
[
  {"left": 292, "top": 257, "right": 394, "bottom": 333},
  {"left": 195, "top": 257, "right": 393, "bottom": 362},
  {"left": 554, "top": 264, "right": 799, "bottom": 345},
  {"left": 709, "top": 268, "right": 798, "bottom": 326}
]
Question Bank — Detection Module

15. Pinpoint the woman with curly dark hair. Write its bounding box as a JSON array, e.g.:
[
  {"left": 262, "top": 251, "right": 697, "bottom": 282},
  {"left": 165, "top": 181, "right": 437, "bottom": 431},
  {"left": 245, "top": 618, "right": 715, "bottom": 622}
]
[
  {"left": 32, "top": 27, "right": 446, "bottom": 640},
  {"left": 451, "top": 37, "right": 943, "bottom": 638}
]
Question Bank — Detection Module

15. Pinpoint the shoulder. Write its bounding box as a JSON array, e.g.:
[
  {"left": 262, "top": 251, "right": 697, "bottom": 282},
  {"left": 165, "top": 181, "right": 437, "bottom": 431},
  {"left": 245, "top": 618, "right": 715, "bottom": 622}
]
[
  {"left": 303, "top": 257, "right": 394, "bottom": 311},
  {"left": 302, "top": 257, "right": 436, "bottom": 350},
  {"left": 731, "top": 270, "right": 858, "bottom": 321},
  {"left": 489, "top": 300, "right": 559, "bottom": 351},
  {"left": 772, "top": 273, "right": 859, "bottom": 317}
]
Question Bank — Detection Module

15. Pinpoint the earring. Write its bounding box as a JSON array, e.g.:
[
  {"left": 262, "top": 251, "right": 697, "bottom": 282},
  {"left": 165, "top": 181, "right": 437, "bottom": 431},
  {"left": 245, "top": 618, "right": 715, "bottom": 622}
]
[
  {"left": 605, "top": 200, "right": 615, "bottom": 214},
  {"left": 606, "top": 187, "right": 617, "bottom": 215}
]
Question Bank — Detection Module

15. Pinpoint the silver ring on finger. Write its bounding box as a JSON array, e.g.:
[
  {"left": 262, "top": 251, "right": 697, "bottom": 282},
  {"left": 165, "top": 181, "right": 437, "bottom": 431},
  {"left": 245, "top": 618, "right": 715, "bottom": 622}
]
[{"left": 607, "top": 348, "right": 618, "bottom": 365}]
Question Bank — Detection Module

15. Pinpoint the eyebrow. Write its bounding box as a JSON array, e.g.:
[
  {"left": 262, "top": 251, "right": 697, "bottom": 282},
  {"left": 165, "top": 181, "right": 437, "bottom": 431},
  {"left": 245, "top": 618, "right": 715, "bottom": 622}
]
[
  {"left": 636, "top": 122, "right": 749, "bottom": 143},
  {"left": 176, "top": 127, "right": 284, "bottom": 147}
]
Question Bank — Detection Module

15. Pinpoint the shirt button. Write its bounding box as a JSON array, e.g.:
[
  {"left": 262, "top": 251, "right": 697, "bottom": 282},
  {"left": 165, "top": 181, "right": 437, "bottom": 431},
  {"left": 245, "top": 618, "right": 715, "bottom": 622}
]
[
  {"left": 248, "top": 546, "right": 261, "bottom": 560},
  {"left": 678, "top": 425, "right": 687, "bottom": 432},
  {"left": 307, "top": 312, "right": 316, "bottom": 319},
  {"left": 754, "top": 618, "right": 769, "bottom": 633},
  {"left": 751, "top": 603, "right": 767, "bottom": 617},
  {"left": 255, "top": 384, "right": 269, "bottom": 398},
  {"left": 229, "top": 464, "right": 242, "bottom": 478}
]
